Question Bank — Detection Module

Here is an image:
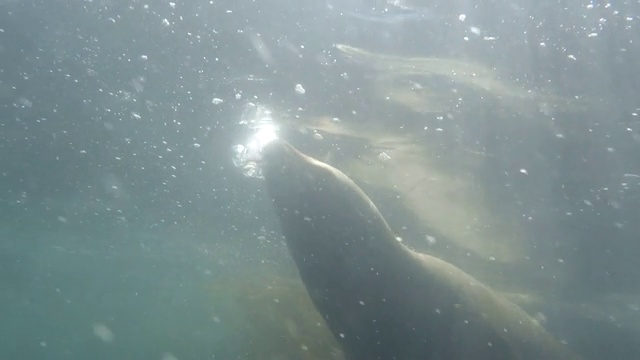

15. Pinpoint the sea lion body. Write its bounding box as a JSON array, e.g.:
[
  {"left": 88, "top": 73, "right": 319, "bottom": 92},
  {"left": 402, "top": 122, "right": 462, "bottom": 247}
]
[{"left": 261, "top": 139, "right": 579, "bottom": 360}]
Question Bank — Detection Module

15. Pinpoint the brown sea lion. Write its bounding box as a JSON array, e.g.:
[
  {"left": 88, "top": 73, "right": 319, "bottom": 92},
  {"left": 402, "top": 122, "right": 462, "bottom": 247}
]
[{"left": 261, "top": 139, "right": 580, "bottom": 360}]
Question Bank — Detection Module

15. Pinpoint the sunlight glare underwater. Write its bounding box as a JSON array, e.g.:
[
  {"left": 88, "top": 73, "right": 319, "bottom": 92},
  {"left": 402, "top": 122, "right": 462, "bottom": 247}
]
[{"left": 232, "top": 103, "right": 279, "bottom": 178}]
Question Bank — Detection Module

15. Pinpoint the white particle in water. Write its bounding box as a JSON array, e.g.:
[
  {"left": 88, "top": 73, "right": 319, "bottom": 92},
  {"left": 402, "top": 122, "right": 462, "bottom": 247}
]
[
  {"left": 378, "top": 151, "right": 391, "bottom": 161},
  {"left": 92, "top": 323, "right": 114, "bottom": 343},
  {"left": 212, "top": 97, "right": 224, "bottom": 105},
  {"left": 519, "top": 168, "right": 528, "bottom": 175},
  {"left": 295, "top": 83, "right": 306, "bottom": 94},
  {"left": 534, "top": 312, "right": 547, "bottom": 324},
  {"left": 18, "top": 97, "right": 33, "bottom": 108},
  {"left": 161, "top": 353, "right": 178, "bottom": 360}
]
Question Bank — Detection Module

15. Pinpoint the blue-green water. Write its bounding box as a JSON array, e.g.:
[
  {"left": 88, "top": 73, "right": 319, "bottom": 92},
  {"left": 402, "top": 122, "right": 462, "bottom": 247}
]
[{"left": 2, "top": 0, "right": 640, "bottom": 359}]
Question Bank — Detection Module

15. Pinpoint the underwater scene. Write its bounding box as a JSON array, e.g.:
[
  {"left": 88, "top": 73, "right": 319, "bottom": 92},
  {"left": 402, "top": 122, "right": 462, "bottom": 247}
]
[{"left": 1, "top": 0, "right": 640, "bottom": 359}]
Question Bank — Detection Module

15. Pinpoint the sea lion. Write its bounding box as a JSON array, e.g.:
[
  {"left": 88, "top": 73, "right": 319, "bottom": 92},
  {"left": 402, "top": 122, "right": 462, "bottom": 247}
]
[{"left": 261, "top": 139, "right": 580, "bottom": 360}]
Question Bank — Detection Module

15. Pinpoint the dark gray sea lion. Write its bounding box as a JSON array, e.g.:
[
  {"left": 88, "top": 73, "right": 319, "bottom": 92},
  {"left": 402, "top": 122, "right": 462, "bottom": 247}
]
[{"left": 261, "top": 139, "right": 580, "bottom": 360}]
